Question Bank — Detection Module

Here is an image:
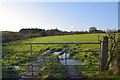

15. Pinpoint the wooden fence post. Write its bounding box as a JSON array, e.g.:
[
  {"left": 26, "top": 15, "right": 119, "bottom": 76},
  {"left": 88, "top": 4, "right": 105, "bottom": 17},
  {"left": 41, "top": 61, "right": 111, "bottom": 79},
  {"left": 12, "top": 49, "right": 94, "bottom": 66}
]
[{"left": 100, "top": 36, "right": 108, "bottom": 71}]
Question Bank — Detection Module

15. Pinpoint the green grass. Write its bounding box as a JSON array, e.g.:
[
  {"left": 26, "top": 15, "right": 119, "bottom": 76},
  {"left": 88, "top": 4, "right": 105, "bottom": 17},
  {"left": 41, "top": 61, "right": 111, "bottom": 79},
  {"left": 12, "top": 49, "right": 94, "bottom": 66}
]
[
  {"left": 4, "top": 33, "right": 105, "bottom": 52},
  {"left": 11, "top": 33, "right": 105, "bottom": 43},
  {"left": 2, "top": 33, "right": 119, "bottom": 78}
]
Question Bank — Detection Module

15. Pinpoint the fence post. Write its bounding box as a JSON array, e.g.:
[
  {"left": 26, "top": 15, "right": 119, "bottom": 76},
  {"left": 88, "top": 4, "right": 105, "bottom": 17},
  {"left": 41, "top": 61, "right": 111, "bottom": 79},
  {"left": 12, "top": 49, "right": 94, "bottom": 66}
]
[{"left": 100, "top": 36, "right": 108, "bottom": 71}]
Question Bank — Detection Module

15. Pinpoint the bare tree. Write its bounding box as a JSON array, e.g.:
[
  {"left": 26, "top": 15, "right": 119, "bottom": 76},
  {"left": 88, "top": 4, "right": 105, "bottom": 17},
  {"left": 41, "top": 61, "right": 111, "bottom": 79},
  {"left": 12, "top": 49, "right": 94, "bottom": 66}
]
[{"left": 106, "top": 31, "right": 119, "bottom": 71}]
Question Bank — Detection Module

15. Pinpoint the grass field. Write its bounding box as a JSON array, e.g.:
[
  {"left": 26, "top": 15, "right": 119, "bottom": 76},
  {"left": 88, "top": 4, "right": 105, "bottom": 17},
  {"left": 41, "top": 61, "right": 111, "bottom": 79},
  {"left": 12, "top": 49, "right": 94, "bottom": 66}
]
[
  {"left": 12, "top": 33, "right": 105, "bottom": 43},
  {"left": 4, "top": 33, "right": 105, "bottom": 53},
  {"left": 2, "top": 33, "right": 119, "bottom": 78}
]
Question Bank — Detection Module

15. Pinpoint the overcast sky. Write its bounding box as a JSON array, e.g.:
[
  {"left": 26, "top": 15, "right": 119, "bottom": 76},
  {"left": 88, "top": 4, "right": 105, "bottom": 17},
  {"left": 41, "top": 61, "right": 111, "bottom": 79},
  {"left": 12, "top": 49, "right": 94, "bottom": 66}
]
[{"left": 0, "top": 2, "right": 118, "bottom": 32}]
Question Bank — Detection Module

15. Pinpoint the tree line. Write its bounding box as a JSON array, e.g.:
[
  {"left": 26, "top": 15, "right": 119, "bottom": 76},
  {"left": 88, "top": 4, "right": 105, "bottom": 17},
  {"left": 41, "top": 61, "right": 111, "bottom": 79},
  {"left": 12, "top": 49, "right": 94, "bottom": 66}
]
[{"left": 2, "top": 27, "right": 117, "bottom": 43}]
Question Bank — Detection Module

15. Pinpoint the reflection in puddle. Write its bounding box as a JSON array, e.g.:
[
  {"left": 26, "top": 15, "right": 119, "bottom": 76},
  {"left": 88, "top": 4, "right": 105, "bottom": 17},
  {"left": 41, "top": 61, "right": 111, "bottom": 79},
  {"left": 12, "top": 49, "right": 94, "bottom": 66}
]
[
  {"left": 14, "top": 66, "right": 19, "bottom": 69},
  {"left": 60, "top": 59, "right": 84, "bottom": 65},
  {"left": 44, "top": 50, "right": 50, "bottom": 53},
  {"left": 53, "top": 52, "right": 84, "bottom": 65}
]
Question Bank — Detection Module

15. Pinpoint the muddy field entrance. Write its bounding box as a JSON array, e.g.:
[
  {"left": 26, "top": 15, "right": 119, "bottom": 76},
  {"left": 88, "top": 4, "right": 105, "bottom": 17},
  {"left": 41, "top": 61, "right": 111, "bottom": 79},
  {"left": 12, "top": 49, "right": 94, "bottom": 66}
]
[{"left": 2, "top": 42, "right": 102, "bottom": 79}]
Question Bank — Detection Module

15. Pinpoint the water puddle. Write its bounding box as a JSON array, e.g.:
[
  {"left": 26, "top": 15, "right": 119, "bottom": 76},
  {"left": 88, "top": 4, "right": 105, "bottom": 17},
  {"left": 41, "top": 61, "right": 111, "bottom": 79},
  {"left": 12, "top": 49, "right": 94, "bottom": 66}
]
[
  {"left": 16, "top": 50, "right": 84, "bottom": 78},
  {"left": 42, "top": 50, "right": 84, "bottom": 65}
]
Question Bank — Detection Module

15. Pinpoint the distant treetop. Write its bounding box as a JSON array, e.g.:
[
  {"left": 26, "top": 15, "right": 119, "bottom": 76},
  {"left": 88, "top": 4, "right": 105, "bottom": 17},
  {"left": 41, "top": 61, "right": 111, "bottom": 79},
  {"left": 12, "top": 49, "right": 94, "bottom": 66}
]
[{"left": 89, "top": 27, "right": 97, "bottom": 32}]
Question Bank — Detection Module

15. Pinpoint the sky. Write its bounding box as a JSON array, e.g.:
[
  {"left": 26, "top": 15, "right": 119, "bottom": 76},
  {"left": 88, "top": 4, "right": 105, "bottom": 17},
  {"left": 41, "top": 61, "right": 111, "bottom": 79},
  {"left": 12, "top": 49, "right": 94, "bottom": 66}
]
[{"left": 0, "top": 2, "right": 118, "bottom": 32}]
